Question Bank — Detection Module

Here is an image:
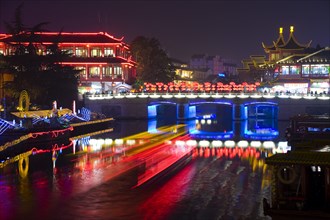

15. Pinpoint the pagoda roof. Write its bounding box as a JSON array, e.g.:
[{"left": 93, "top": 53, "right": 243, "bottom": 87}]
[
  {"left": 297, "top": 47, "right": 330, "bottom": 63},
  {"left": 265, "top": 151, "right": 330, "bottom": 166},
  {"left": 250, "top": 55, "right": 266, "bottom": 65},
  {"left": 262, "top": 27, "right": 286, "bottom": 51},
  {"left": 0, "top": 32, "right": 124, "bottom": 45},
  {"left": 263, "top": 26, "right": 312, "bottom": 52},
  {"left": 278, "top": 27, "right": 312, "bottom": 50}
]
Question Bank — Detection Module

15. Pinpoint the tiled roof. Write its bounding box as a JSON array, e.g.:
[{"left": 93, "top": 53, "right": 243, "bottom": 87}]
[
  {"left": 297, "top": 47, "right": 330, "bottom": 63},
  {"left": 0, "top": 32, "right": 123, "bottom": 44},
  {"left": 263, "top": 34, "right": 285, "bottom": 51},
  {"left": 278, "top": 33, "right": 311, "bottom": 50},
  {"left": 276, "top": 54, "right": 307, "bottom": 64},
  {"left": 265, "top": 151, "right": 330, "bottom": 166}
]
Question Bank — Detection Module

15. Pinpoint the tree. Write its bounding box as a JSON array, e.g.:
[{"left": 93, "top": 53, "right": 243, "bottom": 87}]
[
  {"left": 130, "top": 36, "right": 175, "bottom": 84},
  {"left": 2, "top": 4, "right": 79, "bottom": 109}
]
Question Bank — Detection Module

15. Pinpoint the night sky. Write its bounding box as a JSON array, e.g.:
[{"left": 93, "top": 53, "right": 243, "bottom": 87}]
[{"left": 1, "top": 0, "right": 329, "bottom": 64}]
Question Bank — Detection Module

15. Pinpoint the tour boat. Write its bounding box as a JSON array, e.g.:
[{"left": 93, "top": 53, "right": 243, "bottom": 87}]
[{"left": 285, "top": 114, "right": 330, "bottom": 150}]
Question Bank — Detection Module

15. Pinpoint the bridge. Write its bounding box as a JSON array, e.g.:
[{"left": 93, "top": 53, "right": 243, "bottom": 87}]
[{"left": 84, "top": 92, "right": 330, "bottom": 120}]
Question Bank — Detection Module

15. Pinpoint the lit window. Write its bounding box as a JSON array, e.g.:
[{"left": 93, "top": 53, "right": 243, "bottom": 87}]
[
  {"left": 281, "top": 66, "right": 289, "bottom": 75},
  {"left": 91, "top": 48, "right": 101, "bottom": 57},
  {"left": 311, "top": 166, "right": 322, "bottom": 172},
  {"left": 104, "top": 48, "right": 114, "bottom": 57},
  {"left": 311, "top": 64, "right": 329, "bottom": 75},
  {"left": 75, "top": 67, "right": 86, "bottom": 78},
  {"left": 113, "top": 66, "right": 122, "bottom": 76},
  {"left": 89, "top": 67, "right": 100, "bottom": 78},
  {"left": 102, "top": 67, "right": 112, "bottom": 78},
  {"left": 289, "top": 66, "right": 300, "bottom": 75},
  {"left": 302, "top": 65, "right": 310, "bottom": 76},
  {"left": 76, "top": 47, "right": 87, "bottom": 57}
]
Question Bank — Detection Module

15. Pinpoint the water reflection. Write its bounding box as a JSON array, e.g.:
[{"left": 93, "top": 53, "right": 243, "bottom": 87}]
[
  {"left": 0, "top": 118, "right": 290, "bottom": 220},
  {"left": 189, "top": 115, "right": 234, "bottom": 139},
  {"left": 242, "top": 118, "right": 279, "bottom": 140}
]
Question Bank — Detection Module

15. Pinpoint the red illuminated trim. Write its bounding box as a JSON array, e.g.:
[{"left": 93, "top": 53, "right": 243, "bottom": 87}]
[
  {"left": 121, "top": 62, "right": 135, "bottom": 66},
  {"left": 60, "top": 62, "right": 109, "bottom": 65},
  {"left": 59, "top": 43, "right": 121, "bottom": 46},
  {"left": 34, "top": 31, "right": 124, "bottom": 41}
]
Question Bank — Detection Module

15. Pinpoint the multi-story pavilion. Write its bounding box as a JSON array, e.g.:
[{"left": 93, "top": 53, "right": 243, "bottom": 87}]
[
  {"left": 237, "top": 26, "right": 329, "bottom": 94},
  {"left": 0, "top": 32, "right": 137, "bottom": 95}
]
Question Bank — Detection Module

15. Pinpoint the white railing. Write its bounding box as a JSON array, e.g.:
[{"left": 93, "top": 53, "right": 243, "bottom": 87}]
[{"left": 86, "top": 92, "right": 330, "bottom": 101}]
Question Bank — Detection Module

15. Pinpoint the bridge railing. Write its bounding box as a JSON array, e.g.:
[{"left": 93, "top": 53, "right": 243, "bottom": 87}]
[{"left": 85, "top": 92, "right": 330, "bottom": 101}]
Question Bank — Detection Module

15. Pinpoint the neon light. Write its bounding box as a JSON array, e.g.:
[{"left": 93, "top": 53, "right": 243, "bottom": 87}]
[
  {"left": 224, "top": 140, "right": 235, "bottom": 148},
  {"left": 198, "top": 94, "right": 211, "bottom": 98},
  {"left": 148, "top": 105, "right": 157, "bottom": 118},
  {"left": 211, "top": 140, "right": 223, "bottom": 147},
  {"left": 224, "top": 94, "right": 236, "bottom": 99},
  {"left": 150, "top": 94, "right": 161, "bottom": 98},
  {"left": 60, "top": 62, "right": 108, "bottom": 65},
  {"left": 161, "top": 94, "right": 173, "bottom": 99}
]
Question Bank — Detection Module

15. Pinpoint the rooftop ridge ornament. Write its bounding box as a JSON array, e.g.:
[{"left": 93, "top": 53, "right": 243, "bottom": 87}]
[{"left": 290, "top": 26, "right": 294, "bottom": 33}]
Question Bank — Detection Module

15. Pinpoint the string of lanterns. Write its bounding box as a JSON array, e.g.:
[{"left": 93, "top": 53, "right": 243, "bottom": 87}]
[{"left": 141, "top": 82, "right": 260, "bottom": 93}]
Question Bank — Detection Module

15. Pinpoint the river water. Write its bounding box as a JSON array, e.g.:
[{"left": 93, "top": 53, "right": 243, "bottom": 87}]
[{"left": 0, "top": 118, "right": 290, "bottom": 220}]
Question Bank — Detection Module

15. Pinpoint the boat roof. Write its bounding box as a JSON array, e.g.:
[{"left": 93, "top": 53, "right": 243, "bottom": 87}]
[
  {"left": 11, "top": 108, "right": 72, "bottom": 118},
  {"left": 265, "top": 150, "right": 330, "bottom": 166}
]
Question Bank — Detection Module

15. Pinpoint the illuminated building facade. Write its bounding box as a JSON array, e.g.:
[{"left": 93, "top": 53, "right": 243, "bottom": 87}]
[
  {"left": 170, "top": 58, "right": 194, "bottom": 83},
  {"left": 0, "top": 32, "right": 136, "bottom": 95},
  {"left": 238, "top": 26, "right": 330, "bottom": 94}
]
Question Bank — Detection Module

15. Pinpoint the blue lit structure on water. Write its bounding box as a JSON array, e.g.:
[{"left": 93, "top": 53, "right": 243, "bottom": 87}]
[
  {"left": 242, "top": 119, "right": 279, "bottom": 140},
  {"left": 243, "top": 102, "right": 278, "bottom": 119},
  {"left": 188, "top": 115, "right": 234, "bottom": 140}
]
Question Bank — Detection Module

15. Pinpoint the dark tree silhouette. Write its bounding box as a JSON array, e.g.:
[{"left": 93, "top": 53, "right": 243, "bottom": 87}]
[
  {"left": 130, "top": 36, "right": 175, "bottom": 84},
  {"left": 2, "top": 3, "right": 79, "bottom": 109}
]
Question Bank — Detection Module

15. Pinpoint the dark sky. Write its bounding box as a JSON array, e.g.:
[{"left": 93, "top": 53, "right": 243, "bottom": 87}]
[{"left": 1, "top": 0, "right": 329, "bottom": 64}]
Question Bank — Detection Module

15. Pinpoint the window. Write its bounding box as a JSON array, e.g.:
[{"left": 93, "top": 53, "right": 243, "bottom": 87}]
[
  {"left": 102, "top": 67, "right": 112, "bottom": 78},
  {"left": 61, "top": 47, "right": 73, "bottom": 55},
  {"left": 75, "top": 67, "right": 86, "bottom": 79},
  {"left": 91, "top": 48, "right": 102, "bottom": 57},
  {"left": 302, "top": 64, "right": 310, "bottom": 76},
  {"left": 76, "top": 47, "right": 87, "bottom": 57},
  {"left": 89, "top": 67, "right": 100, "bottom": 78},
  {"left": 104, "top": 48, "right": 114, "bottom": 57},
  {"left": 289, "top": 66, "right": 300, "bottom": 75},
  {"left": 311, "top": 64, "right": 329, "bottom": 75},
  {"left": 281, "top": 66, "right": 289, "bottom": 75},
  {"left": 114, "top": 66, "right": 122, "bottom": 78}
]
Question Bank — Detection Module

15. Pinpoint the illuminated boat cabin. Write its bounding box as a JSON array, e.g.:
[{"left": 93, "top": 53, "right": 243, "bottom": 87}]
[{"left": 0, "top": 32, "right": 136, "bottom": 94}]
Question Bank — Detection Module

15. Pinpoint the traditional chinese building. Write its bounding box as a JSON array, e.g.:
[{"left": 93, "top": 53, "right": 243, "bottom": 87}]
[
  {"left": 0, "top": 32, "right": 137, "bottom": 95},
  {"left": 237, "top": 26, "right": 329, "bottom": 94}
]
